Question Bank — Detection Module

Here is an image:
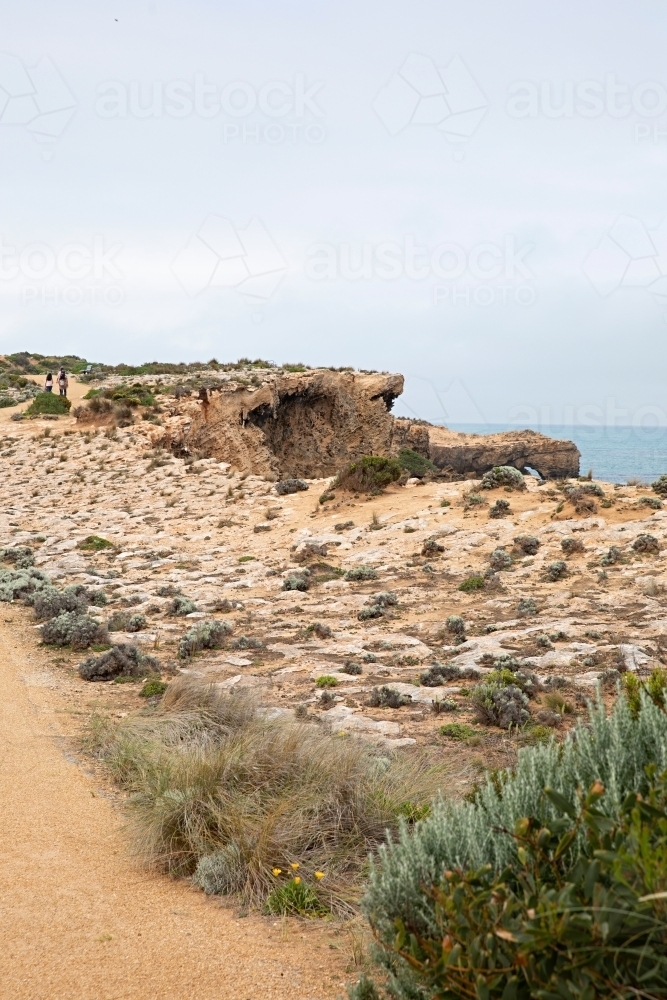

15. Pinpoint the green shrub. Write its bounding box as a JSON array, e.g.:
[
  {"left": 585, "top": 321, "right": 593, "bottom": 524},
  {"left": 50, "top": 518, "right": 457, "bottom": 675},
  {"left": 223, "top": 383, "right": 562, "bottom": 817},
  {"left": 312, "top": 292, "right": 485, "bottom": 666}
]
[
  {"left": 489, "top": 547, "right": 512, "bottom": 571},
  {"left": 446, "top": 615, "right": 465, "bottom": 636},
  {"left": 652, "top": 474, "right": 667, "bottom": 496},
  {"left": 440, "top": 723, "right": 476, "bottom": 740},
  {"left": 78, "top": 535, "right": 113, "bottom": 552},
  {"left": 334, "top": 455, "right": 402, "bottom": 494},
  {"left": 396, "top": 448, "right": 436, "bottom": 478},
  {"left": 362, "top": 691, "right": 667, "bottom": 1000},
  {"left": 517, "top": 597, "right": 537, "bottom": 616},
  {"left": 139, "top": 677, "right": 167, "bottom": 698},
  {"left": 458, "top": 575, "right": 485, "bottom": 593},
  {"left": 316, "top": 675, "right": 338, "bottom": 688},
  {"left": 488, "top": 498, "right": 511, "bottom": 518},
  {"left": 265, "top": 877, "right": 325, "bottom": 916},
  {"left": 42, "top": 612, "right": 108, "bottom": 650},
  {"left": 178, "top": 619, "right": 231, "bottom": 658},
  {"left": 345, "top": 565, "right": 377, "bottom": 582},
  {"left": 369, "top": 774, "right": 667, "bottom": 999},
  {"left": 24, "top": 392, "right": 72, "bottom": 416}
]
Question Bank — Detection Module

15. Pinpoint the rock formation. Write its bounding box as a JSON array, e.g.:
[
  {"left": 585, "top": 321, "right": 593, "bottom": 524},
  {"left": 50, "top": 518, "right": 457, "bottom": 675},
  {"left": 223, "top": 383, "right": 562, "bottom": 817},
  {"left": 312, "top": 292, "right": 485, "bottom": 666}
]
[{"left": 155, "top": 369, "right": 580, "bottom": 480}]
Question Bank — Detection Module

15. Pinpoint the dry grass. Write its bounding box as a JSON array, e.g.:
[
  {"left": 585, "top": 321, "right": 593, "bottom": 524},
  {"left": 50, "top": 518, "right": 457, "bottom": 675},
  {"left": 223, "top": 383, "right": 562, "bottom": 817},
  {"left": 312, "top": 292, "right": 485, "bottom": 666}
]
[{"left": 88, "top": 678, "right": 449, "bottom": 914}]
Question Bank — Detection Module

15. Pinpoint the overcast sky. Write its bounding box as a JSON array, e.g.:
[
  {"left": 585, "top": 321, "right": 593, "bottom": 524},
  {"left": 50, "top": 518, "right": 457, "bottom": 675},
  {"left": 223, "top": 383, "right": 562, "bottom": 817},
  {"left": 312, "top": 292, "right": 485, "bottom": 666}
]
[{"left": 1, "top": 0, "right": 666, "bottom": 426}]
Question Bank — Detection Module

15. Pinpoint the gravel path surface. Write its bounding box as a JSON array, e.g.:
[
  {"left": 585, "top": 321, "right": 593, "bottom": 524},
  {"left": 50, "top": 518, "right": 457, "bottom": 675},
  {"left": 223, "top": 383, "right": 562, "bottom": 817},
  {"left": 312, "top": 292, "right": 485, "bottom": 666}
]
[{"left": 0, "top": 610, "right": 348, "bottom": 1000}]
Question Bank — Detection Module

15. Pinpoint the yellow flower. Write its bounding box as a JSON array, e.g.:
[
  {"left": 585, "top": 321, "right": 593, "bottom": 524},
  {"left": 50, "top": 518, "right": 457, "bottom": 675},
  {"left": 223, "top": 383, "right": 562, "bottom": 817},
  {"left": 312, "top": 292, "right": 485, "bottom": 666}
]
[
  {"left": 293, "top": 876, "right": 301, "bottom": 884},
  {"left": 272, "top": 868, "right": 282, "bottom": 876},
  {"left": 290, "top": 862, "right": 300, "bottom": 870},
  {"left": 314, "top": 871, "right": 325, "bottom": 880}
]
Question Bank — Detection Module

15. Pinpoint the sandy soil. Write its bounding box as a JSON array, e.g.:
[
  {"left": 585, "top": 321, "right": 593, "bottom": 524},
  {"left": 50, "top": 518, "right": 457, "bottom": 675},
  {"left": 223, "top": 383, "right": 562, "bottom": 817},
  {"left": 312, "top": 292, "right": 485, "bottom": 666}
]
[{"left": 0, "top": 606, "right": 350, "bottom": 1000}]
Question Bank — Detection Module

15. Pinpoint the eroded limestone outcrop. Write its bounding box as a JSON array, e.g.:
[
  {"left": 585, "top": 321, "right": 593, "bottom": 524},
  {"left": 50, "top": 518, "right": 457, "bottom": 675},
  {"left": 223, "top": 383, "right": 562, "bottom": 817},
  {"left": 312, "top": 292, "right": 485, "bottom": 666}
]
[
  {"left": 127, "top": 367, "right": 579, "bottom": 480},
  {"left": 394, "top": 420, "right": 580, "bottom": 480},
  {"left": 157, "top": 369, "right": 404, "bottom": 479}
]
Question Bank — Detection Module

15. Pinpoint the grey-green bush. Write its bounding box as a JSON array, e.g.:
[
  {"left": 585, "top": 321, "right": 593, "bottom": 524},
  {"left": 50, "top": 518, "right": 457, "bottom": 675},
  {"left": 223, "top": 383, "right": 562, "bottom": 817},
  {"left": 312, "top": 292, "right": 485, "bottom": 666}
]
[
  {"left": 33, "top": 585, "right": 88, "bottom": 620},
  {"left": 168, "top": 595, "right": 197, "bottom": 615},
  {"left": 178, "top": 619, "right": 231, "bottom": 658},
  {"left": 362, "top": 692, "right": 667, "bottom": 1000},
  {"left": 480, "top": 466, "right": 525, "bottom": 491},
  {"left": 345, "top": 565, "right": 377, "bottom": 582},
  {"left": 41, "top": 612, "right": 108, "bottom": 650},
  {"left": 79, "top": 643, "right": 159, "bottom": 681},
  {"left": 0, "top": 566, "right": 49, "bottom": 602},
  {"left": 1, "top": 545, "right": 34, "bottom": 569},
  {"left": 192, "top": 843, "right": 245, "bottom": 895}
]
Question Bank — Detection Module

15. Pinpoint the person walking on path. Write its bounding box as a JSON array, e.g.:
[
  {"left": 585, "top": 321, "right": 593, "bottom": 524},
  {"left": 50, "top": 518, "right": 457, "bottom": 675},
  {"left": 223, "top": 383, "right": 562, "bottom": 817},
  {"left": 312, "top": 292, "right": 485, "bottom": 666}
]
[
  {"left": 44, "top": 373, "right": 53, "bottom": 393},
  {"left": 57, "top": 368, "right": 68, "bottom": 397}
]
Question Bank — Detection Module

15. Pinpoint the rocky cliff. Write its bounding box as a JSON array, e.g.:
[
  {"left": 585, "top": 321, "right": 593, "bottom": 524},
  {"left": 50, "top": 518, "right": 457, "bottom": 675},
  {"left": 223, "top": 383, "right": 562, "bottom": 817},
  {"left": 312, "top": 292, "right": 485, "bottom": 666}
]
[
  {"left": 152, "top": 368, "right": 580, "bottom": 480},
  {"left": 157, "top": 369, "right": 404, "bottom": 479}
]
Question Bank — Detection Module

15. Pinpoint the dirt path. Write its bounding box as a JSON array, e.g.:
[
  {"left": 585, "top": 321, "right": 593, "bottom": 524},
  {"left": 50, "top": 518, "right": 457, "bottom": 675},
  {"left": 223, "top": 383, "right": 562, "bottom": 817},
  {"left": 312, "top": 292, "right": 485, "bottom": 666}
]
[{"left": 0, "top": 610, "right": 349, "bottom": 1000}]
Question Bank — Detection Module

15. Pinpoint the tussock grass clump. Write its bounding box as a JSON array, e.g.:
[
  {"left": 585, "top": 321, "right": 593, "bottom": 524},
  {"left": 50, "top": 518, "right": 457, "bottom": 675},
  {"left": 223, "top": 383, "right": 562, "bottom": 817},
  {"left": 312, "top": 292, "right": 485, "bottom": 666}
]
[
  {"left": 334, "top": 455, "right": 402, "bottom": 494},
  {"left": 89, "top": 678, "right": 447, "bottom": 914}
]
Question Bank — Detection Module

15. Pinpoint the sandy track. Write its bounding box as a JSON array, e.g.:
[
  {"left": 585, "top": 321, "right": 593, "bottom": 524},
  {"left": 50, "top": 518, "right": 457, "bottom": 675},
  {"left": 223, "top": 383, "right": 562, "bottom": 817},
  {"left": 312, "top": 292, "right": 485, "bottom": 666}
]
[{"left": 0, "top": 610, "right": 346, "bottom": 1000}]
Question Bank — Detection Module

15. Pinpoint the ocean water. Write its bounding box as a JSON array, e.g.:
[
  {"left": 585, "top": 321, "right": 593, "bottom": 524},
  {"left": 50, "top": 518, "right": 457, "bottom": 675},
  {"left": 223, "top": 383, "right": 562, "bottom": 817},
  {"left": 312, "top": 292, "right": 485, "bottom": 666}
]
[{"left": 446, "top": 424, "right": 667, "bottom": 485}]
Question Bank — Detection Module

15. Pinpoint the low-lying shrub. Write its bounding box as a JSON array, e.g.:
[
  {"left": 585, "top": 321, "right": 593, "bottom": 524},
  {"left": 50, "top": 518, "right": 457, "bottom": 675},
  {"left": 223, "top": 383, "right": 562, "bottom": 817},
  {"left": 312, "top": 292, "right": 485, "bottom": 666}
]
[
  {"left": 360, "top": 691, "right": 667, "bottom": 1000},
  {"left": 513, "top": 534, "right": 540, "bottom": 555},
  {"left": 33, "top": 585, "right": 88, "bottom": 620},
  {"left": 489, "top": 547, "right": 512, "bottom": 571},
  {"left": 480, "top": 466, "right": 526, "bottom": 491},
  {"left": 282, "top": 570, "right": 310, "bottom": 592},
  {"left": 421, "top": 537, "right": 444, "bottom": 556},
  {"left": 470, "top": 676, "right": 530, "bottom": 728},
  {"left": 78, "top": 535, "right": 113, "bottom": 552},
  {"left": 368, "top": 686, "right": 412, "bottom": 709},
  {"left": 79, "top": 643, "right": 159, "bottom": 681},
  {"left": 517, "top": 597, "right": 537, "bottom": 616},
  {"left": 601, "top": 544, "right": 623, "bottom": 566},
  {"left": 0, "top": 566, "right": 50, "bottom": 602},
  {"left": 1, "top": 545, "right": 34, "bottom": 568},
  {"left": 364, "top": 774, "right": 667, "bottom": 1000},
  {"left": 345, "top": 565, "right": 377, "bottom": 582},
  {"left": 544, "top": 559, "right": 567, "bottom": 581},
  {"left": 24, "top": 392, "right": 71, "bottom": 416},
  {"left": 488, "top": 498, "right": 510, "bottom": 518},
  {"left": 396, "top": 448, "right": 436, "bottom": 478},
  {"left": 42, "top": 612, "right": 108, "bottom": 650},
  {"left": 634, "top": 532, "right": 660, "bottom": 554},
  {"left": 334, "top": 456, "right": 402, "bottom": 494},
  {"left": 178, "top": 619, "right": 231, "bottom": 658},
  {"left": 89, "top": 678, "right": 448, "bottom": 914},
  {"left": 458, "top": 574, "right": 485, "bottom": 593},
  {"left": 275, "top": 478, "right": 309, "bottom": 495},
  {"left": 561, "top": 535, "right": 584, "bottom": 555},
  {"left": 652, "top": 473, "right": 667, "bottom": 496},
  {"left": 168, "top": 595, "right": 197, "bottom": 616}
]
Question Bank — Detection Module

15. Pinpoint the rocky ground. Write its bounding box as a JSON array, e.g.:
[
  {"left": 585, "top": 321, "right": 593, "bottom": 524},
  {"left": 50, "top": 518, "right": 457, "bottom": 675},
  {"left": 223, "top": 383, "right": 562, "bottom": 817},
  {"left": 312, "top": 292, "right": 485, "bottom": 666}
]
[{"left": 1, "top": 374, "right": 665, "bottom": 784}]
